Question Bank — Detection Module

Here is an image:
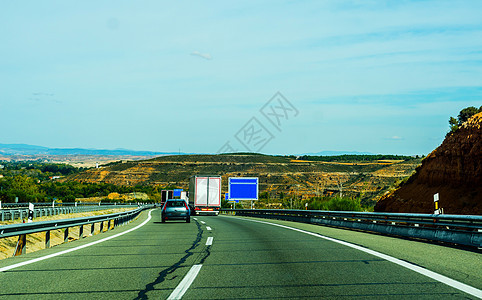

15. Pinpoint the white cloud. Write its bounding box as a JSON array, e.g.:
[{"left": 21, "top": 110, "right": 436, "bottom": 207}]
[{"left": 190, "top": 51, "right": 212, "bottom": 60}]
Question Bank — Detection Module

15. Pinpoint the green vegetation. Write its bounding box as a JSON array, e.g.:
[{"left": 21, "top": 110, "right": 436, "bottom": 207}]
[
  {"left": 316, "top": 196, "right": 363, "bottom": 211},
  {"left": 448, "top": 106, "right": 482, "bottom": 136},
  {"left": 296, "top": 154, "right": 412, "bottom": 162},
  {"left": 251, "top": 194, "right": 367, "bottom": 212},
  {"left": 0, "top": 161, "right": 82, "bottom": 181},
  {"left": 0, "top": 161, "right": 158, "bottom": 203}
]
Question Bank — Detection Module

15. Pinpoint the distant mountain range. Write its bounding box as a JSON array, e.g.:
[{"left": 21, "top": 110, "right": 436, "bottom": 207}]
[
  {"left": 301, "top": 151, "right": 375, "bottom": 156},
  {"left": 0, "top": 143, "right": 376, "bottom": 157},
  {"left": 0, "top": 143, "right": 180, "bottom": 156}
]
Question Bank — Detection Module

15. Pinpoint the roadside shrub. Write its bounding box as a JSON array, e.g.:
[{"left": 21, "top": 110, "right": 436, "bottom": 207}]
[{"left": 322, "top": 196, "right": 362, "bottom": 212}]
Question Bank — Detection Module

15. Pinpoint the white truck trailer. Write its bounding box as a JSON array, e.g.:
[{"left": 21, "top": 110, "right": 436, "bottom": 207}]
[{"left": 188, "top": 175, "right": 221, "bottom": 215}]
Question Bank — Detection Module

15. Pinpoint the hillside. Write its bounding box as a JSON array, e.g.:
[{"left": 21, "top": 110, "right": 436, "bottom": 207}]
[
  {"left": 375, "top": 112, "right": 482, "bottom": 214},
  {"left": 64, "top": 153, "right": 421, "bottom": 206}
]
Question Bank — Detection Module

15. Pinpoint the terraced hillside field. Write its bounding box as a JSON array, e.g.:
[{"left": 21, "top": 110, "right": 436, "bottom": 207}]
[{"left": 64, "top": 154, "right": 421, "bottom": 206}]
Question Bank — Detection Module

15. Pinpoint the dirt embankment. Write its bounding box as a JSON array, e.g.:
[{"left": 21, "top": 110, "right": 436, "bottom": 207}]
[{"left": 375, "top": 112, "right": 482, "bottom": 214}]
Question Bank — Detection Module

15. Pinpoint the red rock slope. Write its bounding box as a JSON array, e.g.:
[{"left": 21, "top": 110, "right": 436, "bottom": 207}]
[{"left": 375, "top": 112, "right": 482, "bottom": 215}]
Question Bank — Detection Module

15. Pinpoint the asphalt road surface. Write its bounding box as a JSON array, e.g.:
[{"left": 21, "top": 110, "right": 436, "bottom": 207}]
[{"left": 0, "top": 209, "right": 480, "bottom": 299}]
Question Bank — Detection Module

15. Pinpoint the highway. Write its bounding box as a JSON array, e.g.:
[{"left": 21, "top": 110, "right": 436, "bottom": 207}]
[{"left": 0, "top": 209, "right": 480, "bottom": 299}]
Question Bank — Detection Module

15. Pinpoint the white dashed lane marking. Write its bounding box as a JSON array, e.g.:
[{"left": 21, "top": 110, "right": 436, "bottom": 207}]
[{"left": 167, "top": 264, "right": 203, "bottom": 300}]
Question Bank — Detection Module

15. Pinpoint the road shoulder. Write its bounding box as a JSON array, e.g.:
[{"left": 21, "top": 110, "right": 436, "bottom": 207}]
[{"left": 220, "top": 214, "right": 482, "bottom": 290}]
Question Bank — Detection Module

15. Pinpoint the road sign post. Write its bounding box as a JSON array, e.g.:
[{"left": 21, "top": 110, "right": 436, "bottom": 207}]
[{"left": 225, "top": 192, "right": 239, "bottom": 209}]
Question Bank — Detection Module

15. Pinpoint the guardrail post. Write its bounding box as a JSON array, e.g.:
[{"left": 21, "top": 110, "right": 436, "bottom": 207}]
[
  {"left": 46, "top": 231, "right": 50, "bottom": 248},
  {"left": 79, "top": 225, "right": 84, "bottom": 239},
  {"left": 91, "top": 223, "right": 95, "bottom": 236},
  {"left": 64, "top": 227, "right": 69, "bottom": 243},
  {"left": 100, "top": 221, "right": 104, "bottom": 233},
  {"left": 14, "top": 234, "right": 26, "bottom": 256}
]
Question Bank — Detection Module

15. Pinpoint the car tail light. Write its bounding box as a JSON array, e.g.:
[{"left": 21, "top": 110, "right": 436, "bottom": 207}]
[{"left": 184, "top": 202, "right": 189, "bottom": 210}]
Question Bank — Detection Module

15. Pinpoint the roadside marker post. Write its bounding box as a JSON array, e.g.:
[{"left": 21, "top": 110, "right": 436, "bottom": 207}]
[
  {"left": 434, "top": 193, "right": 442, "bottom": 214},
  {"left": 28, "top": 203, "right": 34, "bottom": 223}
]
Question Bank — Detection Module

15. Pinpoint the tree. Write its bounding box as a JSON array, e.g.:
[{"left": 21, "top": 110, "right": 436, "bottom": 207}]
[
  {"left": 448, "top": 116, "right": 459, "bottom": 133},
  {"left": 447, "top": 106, "right": 482, "bottom": 136},
  {"left": 8, "top": 175, "right": 43, "bottom": 202},
  {"left": 458, "top": 106, "right": 480, "bottom": 124}
]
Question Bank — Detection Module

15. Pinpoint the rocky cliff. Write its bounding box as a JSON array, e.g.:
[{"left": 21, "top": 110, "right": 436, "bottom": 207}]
[{"left": 375, "top": 112, "right": 482, "bottom": 214}]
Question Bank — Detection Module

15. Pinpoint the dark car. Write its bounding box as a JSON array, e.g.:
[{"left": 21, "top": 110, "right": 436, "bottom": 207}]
[{"left": 161, "top": 199, "right": 191, "bottom": 223}]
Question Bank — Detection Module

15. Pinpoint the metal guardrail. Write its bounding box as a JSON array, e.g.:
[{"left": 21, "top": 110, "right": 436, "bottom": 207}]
[
  {"left": 0, "top": 205, "right": 154, "bottom": 256},
  {"left": 0, "top": 205, "right": 139, "bottom": 222},
  {"left": 0, "top": 202, "right": 142, "bottom": 209},
  {"left": 223, "top": 209, "right": 482, "bottom": 248}
]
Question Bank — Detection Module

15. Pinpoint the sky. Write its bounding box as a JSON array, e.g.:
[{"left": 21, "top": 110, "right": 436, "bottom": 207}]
[{"left": 1, "top": 0, "right": 481, "bottom": 156}]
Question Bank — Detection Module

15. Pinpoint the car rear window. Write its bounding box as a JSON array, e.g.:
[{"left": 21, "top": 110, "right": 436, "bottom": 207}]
[{"left": 166, "top": 201, "right": 186, "bottom": 207}]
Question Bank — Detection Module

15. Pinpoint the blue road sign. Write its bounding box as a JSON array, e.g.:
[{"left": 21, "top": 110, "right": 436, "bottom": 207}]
[
  {"left": 228, "top": 177, "right": 258, "bottom": 201},
  {"left": 173, "top": 189, "right": 183, "bottom": 197},
  {"left": 225, "top": 192, "right": 239, "bottom": 203}
]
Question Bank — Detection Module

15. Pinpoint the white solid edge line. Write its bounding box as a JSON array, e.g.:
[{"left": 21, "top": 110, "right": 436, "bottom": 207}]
[
  {"left": 232, "top": 216, "right": 482, "bottom": 299},
  {"left": 167, "top": 264, "right": 203, "bottom": 300},
  {"left": 0, "top": 209, "right": 154, "bottom": 273},
  {"left": 206, "top": 237, "right": 213, "bottom": 246},
  {"left": 206, "top": 226, "right": 212, "bottom": 231}
]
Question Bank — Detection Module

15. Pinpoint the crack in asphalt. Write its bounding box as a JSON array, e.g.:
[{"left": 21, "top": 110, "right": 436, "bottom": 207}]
[{"left": 135, "top": 219, "right": 211, "bottom": 299}]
